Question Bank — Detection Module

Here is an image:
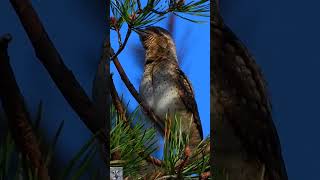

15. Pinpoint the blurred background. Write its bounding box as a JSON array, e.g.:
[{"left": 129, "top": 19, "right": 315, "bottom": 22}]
[
  {"left": 0, "top": 0, "right": 105, "bottom": 177},
  {"left": 220, "top": 0, "right": 320, "bottom": 179}
]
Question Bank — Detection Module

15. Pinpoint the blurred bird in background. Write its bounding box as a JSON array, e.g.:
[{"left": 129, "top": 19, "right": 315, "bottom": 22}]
[
  {"left": 136, "top": 26, "right": 203, "bottom": 150},
  {"left": 212, "top": 0, "right": 288, "bottom": 179}
]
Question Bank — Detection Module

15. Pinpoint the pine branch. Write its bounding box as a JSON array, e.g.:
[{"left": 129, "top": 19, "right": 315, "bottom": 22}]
[
  {"left": 9, "top": 0, "right": 108, "bottom": 144},
  {"left": 110, "top": 106, "right": 158, "bottom": 177},
  {"left": 161, "top": 116, "right": 210, "bottom": 178},
  {"left": 109, "top": 47, "right": 165, "bottom": 135},
  {"left": 110, "top": 75, "right": 129, "bottom": 126},
  {"left": 109, "top": 75, "right": 162, "bottom": 167},
  {"left": 0, "top": 34, "right": 50, "bottom": 180},
  {"left": 111, "top": 28, "right": 132, "bottom": 60}
]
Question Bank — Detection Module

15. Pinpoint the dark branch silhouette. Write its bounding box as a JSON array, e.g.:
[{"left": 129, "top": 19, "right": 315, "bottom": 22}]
[
  {"left": 0, "top": 34, "right": 49, "bottom": 180},
  {"left": 92, "top": 36, "right": 110, "bottom": 169},
  {"left": 9, "top": 0, "right": 108, "bottom": 144}
]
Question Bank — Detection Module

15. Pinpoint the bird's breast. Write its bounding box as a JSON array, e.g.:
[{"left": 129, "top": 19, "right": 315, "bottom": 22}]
[{"left": 139, "top": 63, "right": 183, "bottom": 119}]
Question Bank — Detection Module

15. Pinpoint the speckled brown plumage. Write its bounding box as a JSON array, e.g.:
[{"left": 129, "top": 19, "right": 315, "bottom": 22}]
[
  {"left": 211, "top": 3, "right": 288, "bottom": 180},
  {"left": 137, "top": 26, "right": 203, "bottom": 150}
]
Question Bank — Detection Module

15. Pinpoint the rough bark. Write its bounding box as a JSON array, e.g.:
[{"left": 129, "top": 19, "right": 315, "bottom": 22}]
[{"left": 0, "top": 34, "right": 50, "bottom": 180}]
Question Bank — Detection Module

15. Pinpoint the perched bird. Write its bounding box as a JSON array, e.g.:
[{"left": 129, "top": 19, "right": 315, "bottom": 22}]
[
  {"left": 136, "top": 26, "right": 203, "bottom": 150},
  {"left": 212, "top": 0, "right": 288, "bottom": 179}
]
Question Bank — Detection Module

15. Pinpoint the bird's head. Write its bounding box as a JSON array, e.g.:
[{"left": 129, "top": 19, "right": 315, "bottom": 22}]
[{"left": 135, "top": 26, "right": 177, "bottom": 60}]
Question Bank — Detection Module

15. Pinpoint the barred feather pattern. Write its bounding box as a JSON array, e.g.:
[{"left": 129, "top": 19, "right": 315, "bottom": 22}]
[
  {"left": 211, "top": 16, "right": 288, "bottom": 180},
  {"left": 140, "top": 57, "right": 203, "bottom": 150}
]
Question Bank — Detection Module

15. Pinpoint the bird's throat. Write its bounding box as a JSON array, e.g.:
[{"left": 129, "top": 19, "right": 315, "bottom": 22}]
[{"left": 145, "top": 47, "right": 178, "bottom": 64}]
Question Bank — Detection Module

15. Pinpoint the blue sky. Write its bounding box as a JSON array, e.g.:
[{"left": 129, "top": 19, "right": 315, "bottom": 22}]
[
  {"left": 110, "top": 8, "right": 210, "bottom": 137},
  {"left": 110, "top": 1, "right": 210, "bottom": 158}
]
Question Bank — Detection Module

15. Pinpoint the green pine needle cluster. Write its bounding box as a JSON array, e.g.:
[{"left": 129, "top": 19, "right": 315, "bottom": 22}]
[
  {"left": 110, "top": 0, "right": 209, "bottom": 30},
  {"left": 0, "top": 102, "right": 102, "bottom": 180},
  {"left": 110, "top": 106, "right": 158, "bottom": 178},
  {"left": 162, "top": 115, "right": 210, "bottom": 178},
  {"left": 111, "top": 0, "right": 165, "bottom": 29},
  {"left": 110, "top": 105, "right": 210, "bottom": 179},
  {"left": 0, "top": 103, "right": 211, "bottom": 179}
]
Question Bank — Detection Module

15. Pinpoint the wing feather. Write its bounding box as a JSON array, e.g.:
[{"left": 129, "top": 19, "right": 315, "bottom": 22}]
[
  {"left": 212, "top": 18, "right": 288, "bottom": 179},
  {"left": 175, "top": 67, "right": 204, "bottom": 139}
]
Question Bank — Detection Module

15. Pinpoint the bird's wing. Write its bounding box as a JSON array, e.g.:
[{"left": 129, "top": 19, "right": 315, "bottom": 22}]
[
  {"left": 175, "top": 66, "right": 203, "bottom": 139},
  {"left": 212, "top": 18, "right": 287, "bottom": 179}
]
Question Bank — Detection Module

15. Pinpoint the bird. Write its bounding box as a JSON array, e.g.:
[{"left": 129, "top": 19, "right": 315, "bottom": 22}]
[
  {"left": 135, "top": 26, "right": 203, "bottom": 150},
  {"left": 212, "top": 1, "right": 288, "bottom": 179}
]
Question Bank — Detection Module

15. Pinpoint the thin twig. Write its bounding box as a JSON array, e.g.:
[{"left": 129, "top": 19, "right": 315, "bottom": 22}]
[
  {"left": 110, "top": 75, "right": 129, "bottom": 125},
  {"left": 110, "top": 47, "right": 165, "bottom": 135},
  {"left": 151, "top": 171, "right": 163, "bottom": 180},
  {"left": 148, "top": 2, "right": 174, "bottom": 16},
  {"left": 150, "top": 9, "right": 168, "bottom": 15},
  {"left": 0, "top": 34, "right": 50, "bottom": 180},
  {"left": 176, "top": 145, "right": 191, "bottom": 176},
  {"left": 136, "top": 0, "right": 143, "bottom": 12},
  {"left": 141, "top": 1, "right": 167, "bottom": 15},
  {"left": 109, "top": 73, "right": 162, "bottom": 167},
  {"left": 116, "top": 29, "right": 122, "bottom": 47},
  {"left": 111, "top": 28, "right": 132, "bottom": 60}
]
